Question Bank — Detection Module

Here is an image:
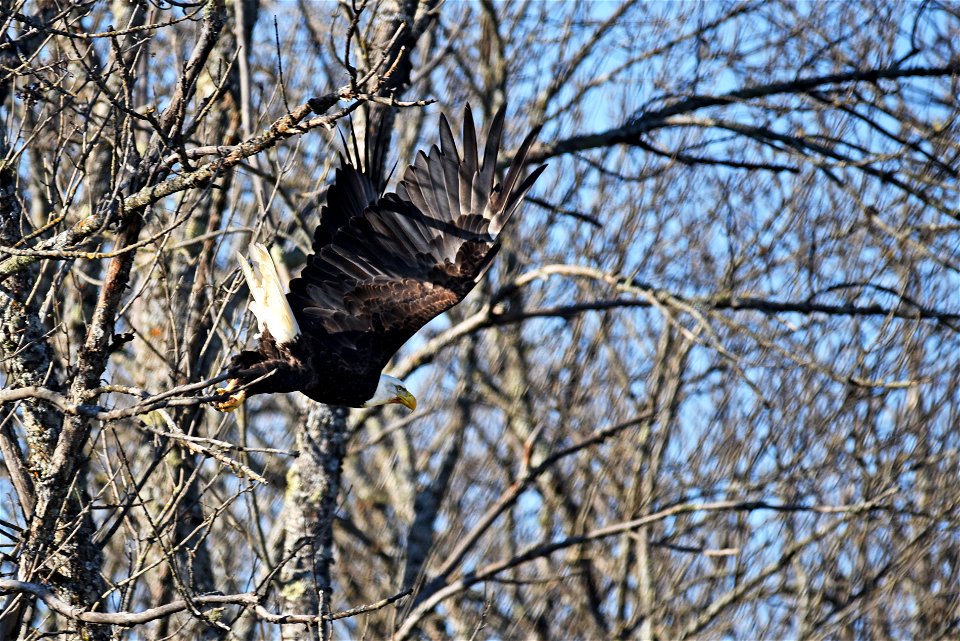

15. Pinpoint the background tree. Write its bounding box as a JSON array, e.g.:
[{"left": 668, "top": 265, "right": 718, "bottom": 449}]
[{"left": 1, "top": 0, "right": 958, "bottom": 639}]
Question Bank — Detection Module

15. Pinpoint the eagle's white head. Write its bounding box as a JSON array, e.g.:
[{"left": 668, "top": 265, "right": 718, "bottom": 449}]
[{"left": 363, "top": 374, "right": 417, "bottom": 411}]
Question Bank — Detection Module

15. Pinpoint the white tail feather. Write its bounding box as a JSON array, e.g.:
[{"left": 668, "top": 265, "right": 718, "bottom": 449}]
[{"left": 237, "top": 243, "right": 301, "bottom": 345}]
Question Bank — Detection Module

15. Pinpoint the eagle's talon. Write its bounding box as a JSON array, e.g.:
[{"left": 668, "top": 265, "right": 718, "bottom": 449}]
[{"left": 213, "top": 386, "right": 246, "bottom": 412}]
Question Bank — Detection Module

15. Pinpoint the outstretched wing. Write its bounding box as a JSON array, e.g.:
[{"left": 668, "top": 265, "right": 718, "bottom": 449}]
[{"left": 287, "top": 105, "right": 546, "bottom": 389}]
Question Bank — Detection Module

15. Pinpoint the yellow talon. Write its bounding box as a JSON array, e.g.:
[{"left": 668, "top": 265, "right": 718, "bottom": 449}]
[{"left": 213, "top": 381, "right": 246, "bottom": 412}]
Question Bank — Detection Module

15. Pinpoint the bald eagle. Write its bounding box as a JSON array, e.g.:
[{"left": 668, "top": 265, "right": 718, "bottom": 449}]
[{"left": 213, "top": 105, "right": 545, "bottom": 411}]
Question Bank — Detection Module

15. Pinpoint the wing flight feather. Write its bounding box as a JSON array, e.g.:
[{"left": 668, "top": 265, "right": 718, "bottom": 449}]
[{"left": 287, "top": 105, "right": 546, "bottom": 378}]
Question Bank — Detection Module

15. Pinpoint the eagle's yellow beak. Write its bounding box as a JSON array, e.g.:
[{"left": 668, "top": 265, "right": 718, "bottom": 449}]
[{"left": 394, "top": 388, "right": 417, "bottom": 411}]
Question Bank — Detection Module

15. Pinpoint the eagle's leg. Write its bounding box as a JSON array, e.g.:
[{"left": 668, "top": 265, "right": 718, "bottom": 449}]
[{"left": 213, "top": 379, "right": 247, "bottom": 412}]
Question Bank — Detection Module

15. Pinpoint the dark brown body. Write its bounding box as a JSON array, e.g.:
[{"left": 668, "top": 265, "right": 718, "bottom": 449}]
[{"left": 227, "top": 331, "right": 379, "bottom": 407}]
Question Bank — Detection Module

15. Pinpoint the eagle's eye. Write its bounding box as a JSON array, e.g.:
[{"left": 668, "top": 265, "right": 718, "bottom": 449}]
[{"left": 393, "top": 386, "right": 417, "bottom": 411}]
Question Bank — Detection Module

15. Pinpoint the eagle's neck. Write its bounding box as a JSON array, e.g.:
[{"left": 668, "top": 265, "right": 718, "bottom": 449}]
[{"left": 363, "top": 374, "right": 400, "bottom": 407}]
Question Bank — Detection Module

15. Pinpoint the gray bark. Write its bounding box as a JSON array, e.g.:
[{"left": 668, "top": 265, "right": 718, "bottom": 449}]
[{"left": 279, "top": 403, "right": 349, "bottom": 641}]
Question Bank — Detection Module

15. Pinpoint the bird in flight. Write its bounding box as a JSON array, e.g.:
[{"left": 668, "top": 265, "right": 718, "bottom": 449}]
[{"left": 214, "top": 105, "right": 545, "bottom": 411}]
